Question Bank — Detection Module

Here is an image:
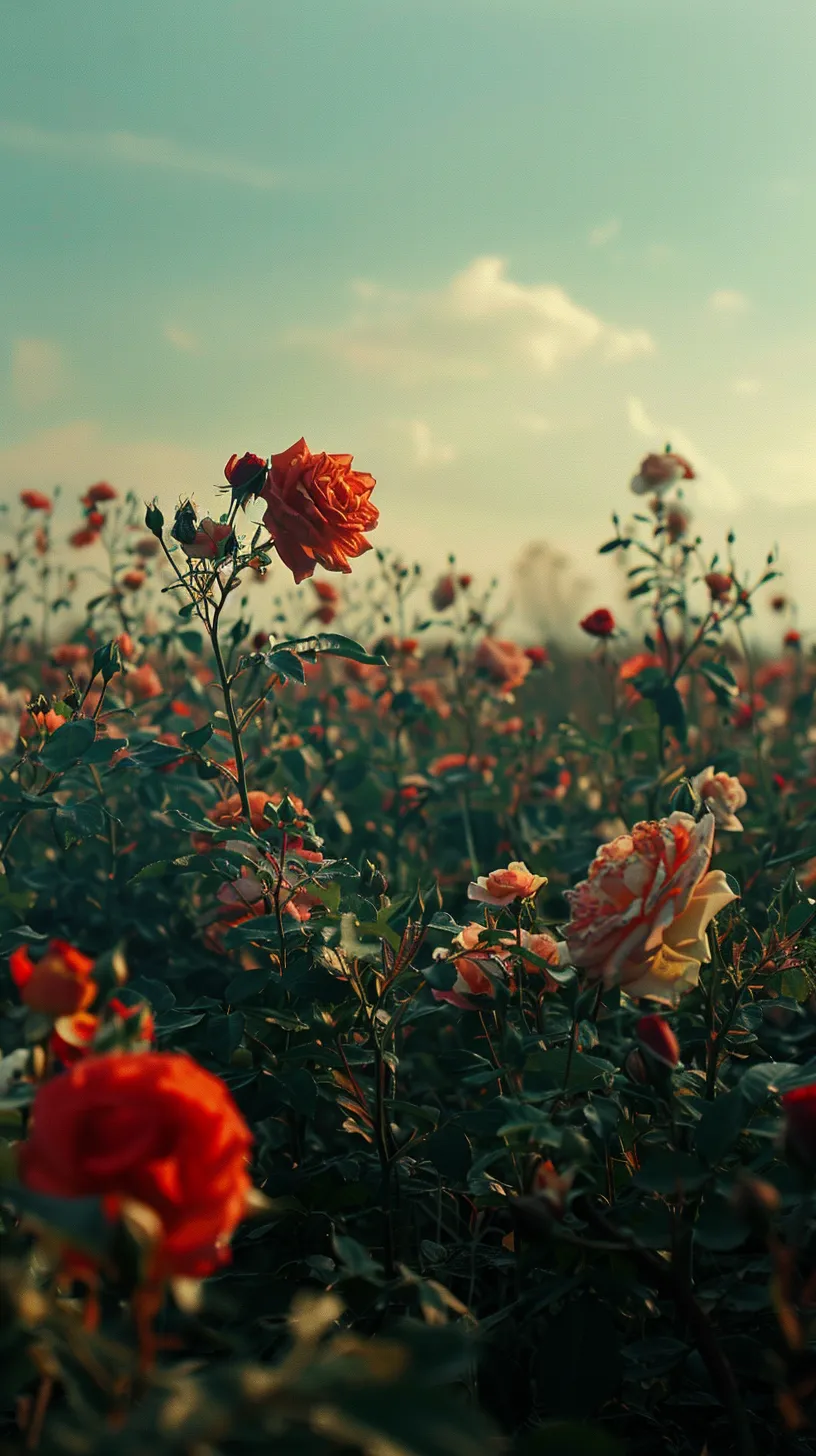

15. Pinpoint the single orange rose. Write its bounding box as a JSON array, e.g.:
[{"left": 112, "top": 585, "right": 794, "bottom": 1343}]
[
  {"left": 260, "top": 437, "right": 378, "bottom": 583},
  {"left": 10, "top": 939, "right": 96, "bottom": 1017},
  {"left": 18, "top": 1052, "right": 253, "bottom": 1279}
]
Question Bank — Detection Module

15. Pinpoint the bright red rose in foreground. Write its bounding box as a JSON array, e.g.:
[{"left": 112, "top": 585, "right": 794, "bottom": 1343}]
[
  {"left": 564, "top": 812, "right": 736, "bottom": 1002},
  {"left": 580, "top": 608, "right": 616, "bottom": 638},
  {"left": 10, "top": 940, "right": 96, "bottom": 1017},
  {"left": 20, "top": 490, "right": 52, "bottom": 512},
  {"left": 18, "top": 1052, "right": 253, "bottom": 1279},
  {"left": 260, "top": 438, "right": 378, "bottom": 583}
]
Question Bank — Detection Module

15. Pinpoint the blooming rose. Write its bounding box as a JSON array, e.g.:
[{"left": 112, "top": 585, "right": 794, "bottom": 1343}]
[
  {"left": 179, "top": 518, "right": 234, "bottom": 561},
  {"left": 260, "top": 437, "right": 378, "bottom": 583},
  {"left": 224, "top": 452, "right": 267, "bottom": 497},
  {"left": 10, "top": 940, "right": 96, "bottom": 1017},
  {"left": 433, "top": 951, "right": 507, "bottom": 1009},
  {"left": 20, "top": 490, "right": 52, "bottom": 512},
  {"left": 474, "top": 638, "right": 532, "bottom": 694},
  {"left": 580, "top": 608, "right": 616, "bottom": 638},
  {"left": 127, "top": 662, "right": 163, "bottom": 701},
  {"left": 563, "top": 812, "right": 737, "bottom": 1003},
  {"left": 69, "top": 527, "right": 100, "bottom": 548},
  {"left": 630, "top": 451, "right": 695, "bottom": 496},
  {"left": 524, "top": 645, "right": 549, "bottom": 667},
  {"left": 18, "top": 1052, "right": 253, "bottom": 1279},
  {"left": 691, "top": 766, "right": 747, "bottom": 832},
  {"left": 120, "top": 568, "right": 146, "bottom": 590},
  {"left": 82, "top": 481, "right": 118, "bottom": 505},
  {"left": 469, "top": 861, "right": 547, "bottom": 907}
]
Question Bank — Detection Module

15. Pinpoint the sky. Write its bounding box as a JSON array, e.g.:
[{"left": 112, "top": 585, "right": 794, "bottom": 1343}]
[{"left": 1, "top": 0, "right": 815, "bottom": 629}]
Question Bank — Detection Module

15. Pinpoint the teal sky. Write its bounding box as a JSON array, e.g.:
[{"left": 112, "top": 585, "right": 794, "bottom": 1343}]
[{"left": 2, "top": 0, "right": 815, "bottom": 624}]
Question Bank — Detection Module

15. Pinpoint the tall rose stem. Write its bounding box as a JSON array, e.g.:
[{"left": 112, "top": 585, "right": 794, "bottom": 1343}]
[{"left": 211, "top": 595, "right": 253, "bottom": 828}]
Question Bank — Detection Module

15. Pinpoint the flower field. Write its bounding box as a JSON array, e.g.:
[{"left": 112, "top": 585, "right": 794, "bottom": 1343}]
[{"left": 1, "top": 441, "right": 815, "bottom": 1456}]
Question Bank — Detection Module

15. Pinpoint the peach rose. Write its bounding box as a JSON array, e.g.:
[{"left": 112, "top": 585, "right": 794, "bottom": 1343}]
[
  {"left": 563, "top": 812, "right": 737, "bottom": 1003},
  {"left": 474, "top": 638, "right": 531, "bottom": 694},
  {"left": 180, "top": 518, "right": 235, "bottom": 561},
  {"left": 10, "top": 940, "right": 96, "bottom": 1018},
  {"left": 433, "top": 951, "right": 507, "bottom": 1009},
  {"left": 260, "top": 437, "right": 378, "bottom": 583},
  {"left": 630, "top": 451, "right": 695, "bottom": 496},
  {"left": 468, "top": 861, "right": 547, "bottom": 907},
  {"left": 690, "top": 766, "right": 747, "bottom": 832}
]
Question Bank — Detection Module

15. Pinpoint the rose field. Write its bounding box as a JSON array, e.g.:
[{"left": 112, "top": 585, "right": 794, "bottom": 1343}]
[{"left": 1, "top": 442, "right": 816, "bottom": 1456}]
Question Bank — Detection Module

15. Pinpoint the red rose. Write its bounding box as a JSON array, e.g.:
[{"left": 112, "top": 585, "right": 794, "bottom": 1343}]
[
  {"left": 224, "top": 452, "right": 267, "bottom": 497},
  {"left": 20, "top": 490, "right": 52, "bottom": 512},
  {"left": 83, "top": 482, "right": 117, "bottom": 505},
  {"left": 782, "top": 1084, "right": 816, "bottom": 1167},
  {"left": 120, "top": 568, "right": 146, "bottom": 591},
  {"left": 784, "top": 630, "right": 801, "bottom": 648},
  {"left": 431, "top": 574, "right": 457, "bottom": 611},
  {"left": 18, "top": 1052, "right": 253, "bottom": 1279},
  {"left": 10, "top": 940, "right": 96, "bottom": 1017},
  {"left": 580, "top": 608, "right": 616, "bottom": 638},
  {"left": 260, "top": 438, "right": 378, "bottom": 583},
  {"left": 69, "top": 527, "right": 100, "bottom": 548},
  {"left": 704, "top": 572, "right": 732, "bottom": 602},
  {"left": 524, "top": 645, "right": 549, "bottom": 667},
  {"left": 636, "top": 1014, "right": 680, "bottom": 1069}
]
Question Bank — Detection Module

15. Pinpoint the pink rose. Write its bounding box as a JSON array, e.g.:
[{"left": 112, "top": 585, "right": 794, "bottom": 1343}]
[
  {"left": 563, "top": 813, "right": 737, "bottom": 1003},
  {"left": 690, "top": 766, "right": 747, "bottom": 832},
  {"left": 432, "top": 951, "right": 507, "bottom": 1010},
  {"left": 468, "top": 861, "right": 547, "bottom": 907},
  {"left": 630, "top": 451, "right": 695, "bottom": 496}
]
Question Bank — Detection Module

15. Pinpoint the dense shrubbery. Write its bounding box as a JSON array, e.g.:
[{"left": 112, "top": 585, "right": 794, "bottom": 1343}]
[{"left": 1, "top": 442, "right": 815, "bottom": 1455}]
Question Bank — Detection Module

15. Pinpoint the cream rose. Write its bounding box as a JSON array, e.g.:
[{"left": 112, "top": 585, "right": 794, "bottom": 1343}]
[{"left": 690, "top": 766, "right": 747, "bottom": 832}]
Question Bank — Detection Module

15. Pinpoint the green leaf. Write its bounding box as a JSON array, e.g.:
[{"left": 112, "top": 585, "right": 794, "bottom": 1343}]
[
  {"left": 37, "top": 717, "right": 96, "bottom": 773},
  {"left": 180, "top": 721, "right": 214, "bottom": 752},
  {"left": 695, "top": 1089, "right": 746, "bottom": 1164},
  {"left": 270, "top": 633, "right": 387, "bottom": 667},
  {"left": 633, "top": 1150, "right": 708, "bottom": 1194},
  {"left": 224, "top": 967, "right": 271, "bottom": 1003},
  {"left": 0, "top": 1183, "right": 113, "bottom": 1260}
]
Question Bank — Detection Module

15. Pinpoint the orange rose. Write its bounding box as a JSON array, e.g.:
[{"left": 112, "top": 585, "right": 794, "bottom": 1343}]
[
  {"left": 128, "top": 663, "right": 163, "bottom": 701},
  {"left": 10, "top": 940, "right": 96, "bottom": 1017},
  {"left": 468, "top": 861, "right": 547, "bottom": 907},
  {"left": 474, "top": 638, "right": 531, "bottom": 694},
  {"left": 260, "top": 437, "right": 378, "bottom": 583},
  {"left": 564, "top": 813, "right": 737, "bottom": 1002},
  {"left": 18, "top": 1052, "right": 253, "bottom": 1279},
  {"left": 432, "top": 951, "right": 507, "bottom": 1009}
]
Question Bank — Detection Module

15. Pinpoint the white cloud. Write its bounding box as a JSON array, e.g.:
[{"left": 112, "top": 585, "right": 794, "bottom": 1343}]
[
  {"left": 12, "top": 338, "right": 64, "bottom": 409},
  {"left": 163, "top": 325, "right": 198, "bottom": 353},
  {"left": 730, "top": 377, "right": 762, "bottom": 397},
  {"left": 626, "top": 396, "right": 741, "bottom": 510},
  {"left": 291, "top": 256, "right": 655, "bottom": 384},
  {"left": 758, "top": 435, "right": 816, "bottom": 505},
  {"left": 588, "top": 219, "right": 621, "bottom": 248},
  {"left": 708, "top": 289, "right": 750, "bottom": 316},
  {"left": 393, "top": 419, "right": 456, "bottom": 467},
  {"left": 0, "top": 421, "right": 212, "bottom": 507},
  {"left": 0, "top": 121, "right": 281, "bottom": 190}
]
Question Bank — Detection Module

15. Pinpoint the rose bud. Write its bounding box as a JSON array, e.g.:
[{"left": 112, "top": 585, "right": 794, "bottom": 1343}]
[
  {"left": 705, "top": 571, "right": 732, "bottom": 602},
  {"left": 179, "top": 518, "right": 235, "bottom": 561},
  {"left": 83, "top": 481, "right": 117, "bottom": 504},
  {"left": 524, "top": 645, "right": 549, "bottom": 667},
  {"left": 431, "top": 574, "right": 457, "bottom": 611},
  {"left": 224, "top": 452, "right": 268, "bottom": 501},
  {"left": 784, "top": 629, "right": 801, "bottom": 648},
  {"left": 636, "top": 1014, "right": 680, "bottom": 1069},
  {"left": 630, "top": 450, "right": 695, "bottom": 496},
  {"left": 20, "top": 490, "right": 52, "bottom": 512},
  {"left": 580, "top": 608, "right": 616, "bottom": 638}
]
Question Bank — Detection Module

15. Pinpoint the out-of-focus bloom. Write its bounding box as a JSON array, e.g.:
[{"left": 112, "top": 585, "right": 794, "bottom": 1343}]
[
  {"left": 666, "top": 505, "right": 691, "bottom": 542},
  {"left": 428, "top": 752, "right": 496, "bottom": 780},
  {"left": 116, "top": 631, "right": 135, "bottom": 659},
  {"left": 34, "top": 526, "right": 49, "bottom": 555},
  {"left": 705, "top": 571, "right": 732, "bottom": 602},
  {"left": 580, "top": 608, "right": 616, "bottom": 638},
  {"left": 18, "top": 1052, "right": 253, "bottom": 1279},
  {"left": 50, "top": 997, "right": 155, "bottom": 1066},
  {"left": 564, "top": 812, "right": 737, "bottom": 1003},
  {"left": 770, "top": 594, "right": 787, "bottom": 613},
  {"left": 128, "top": 663, "right": 163, "bottom": 701},
  {"left": 496, "top": 715, "right": 524, "bottom": 736},
  {"left": 20, "top": 490, "right": 52, "bottom": 512},
  {"left": 87, "top": 509, "right": 105, "bottom": 531},
  {"left": 618, "top": 651, "right": 663, "bottom": 701},
  {"left": 52, "top": 642, "right": 89, "bottom": 667},
  {"left": 475, "top": 637, "right": 532, "bottom": 694},
  {"left": 691, "top": 765, "right": 747, "bottom": 832},
  {"left": 260, "top": 437, "right": 378, "bottom": 583},
  {"left": 636, "top": 1013, "right": 680, "bottom": 1069},
  {"left": 120, "top": 568, "right": 146, "bottom": 590},
  {"left": 82, "top": 481, "right": 117, "bottom": 505},
  {"left": 524, "top": 645, "right": 549, "bottom": 667},
  {"left": 69, "top": 527, "right": 100, "bottom": 548},
  {"left": 798, "top": 857, "right": 816, "bottom": 891},
  {"left": 532, "top": 1159, "right": 574, "bottom": 1215},
  {"left": 10, "top": 940, "right": 96, "bottom": 1017},
  {"left": 782, "top": 1084, "right": 816, "bottom": 1167},
  {"left": 458, "top": 573, "right": 472, "bottom": 589},
  {"left": 224, "top": 452, "right": 267, "bottom": 497},
  {"left": 630, "top": 451, "right": 695, "bottom": 496},
  {"left": 179, "top": 518, "right": 234, "bottom": 561},
  {"left": 0, "top": 683, "right": 27, "bottom": 756},
  {"left": 411, "top": 679, "right": 452, "bottom": 718},
  {"left": 468, "top": 861, "right": 547, "bottom": 907},
  {"left": 784, "top": 629, "right": 802, "bottom": 648},
  {"left": 312, "top": 579, "right": 340, "bottom": 605},
  {"left": 431, "top": 574, "right": 457, "bottom": 611}
]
